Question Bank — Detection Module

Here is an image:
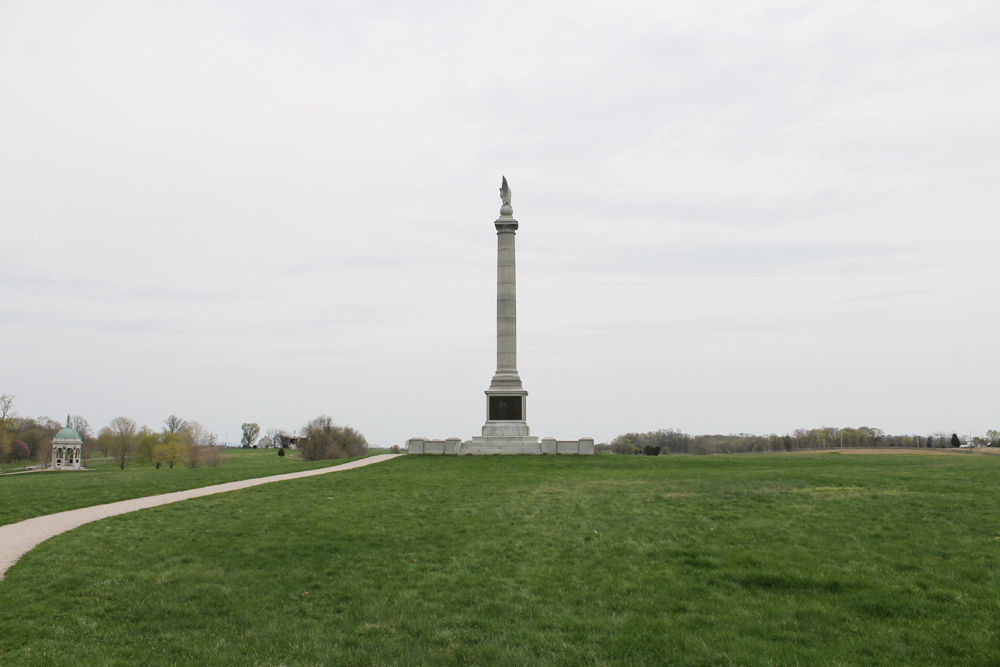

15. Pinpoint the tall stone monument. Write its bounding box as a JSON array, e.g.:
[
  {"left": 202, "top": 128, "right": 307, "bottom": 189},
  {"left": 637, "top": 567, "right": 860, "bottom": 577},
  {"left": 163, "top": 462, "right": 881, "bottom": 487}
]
[{"left": 407, "top": 178, "right": 594, "bottom": 456}]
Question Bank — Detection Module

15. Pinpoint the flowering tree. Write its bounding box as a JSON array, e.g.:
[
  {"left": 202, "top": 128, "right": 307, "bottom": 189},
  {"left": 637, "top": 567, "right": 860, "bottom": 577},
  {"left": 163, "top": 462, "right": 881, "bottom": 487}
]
[{"left": 10, "top": 440, "right": 29, "bottom": 460}]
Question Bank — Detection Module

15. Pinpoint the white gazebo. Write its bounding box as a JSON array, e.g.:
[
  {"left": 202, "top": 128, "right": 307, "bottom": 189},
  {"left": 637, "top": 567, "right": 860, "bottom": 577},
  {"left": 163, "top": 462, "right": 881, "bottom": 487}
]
[{"left": 52, "top": 417, "right": 83, "bottom": 470}]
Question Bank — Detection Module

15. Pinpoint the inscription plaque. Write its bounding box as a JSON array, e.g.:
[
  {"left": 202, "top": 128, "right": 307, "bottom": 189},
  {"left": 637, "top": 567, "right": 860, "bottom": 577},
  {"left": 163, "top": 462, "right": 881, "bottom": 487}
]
[{"left": 489, "top": 395, "right": 522, "bottom": 421}]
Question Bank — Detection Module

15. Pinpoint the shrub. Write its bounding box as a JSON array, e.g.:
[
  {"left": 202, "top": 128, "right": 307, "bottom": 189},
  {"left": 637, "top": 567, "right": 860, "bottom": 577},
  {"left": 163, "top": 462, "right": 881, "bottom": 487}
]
[
  {"left": 184, "top": 442, "right": 201, "bottom": 469},
  {"left": 300, "top": 416, "right": 368, "bottom": 461},
  {"left": 390, "top": 445, "right": 400, "bottom": 454},
  {"left": 278, "top": 448, "right": 285, "bottom": 458},
  {"left": 642, "top": 444, "right": 661, "bottom": 456},
  {"left": 203, "top": 444, "right": 227, "bottom": 468},
  {"left": 611, "top": 436, "right": 636, "bottom": 455}
]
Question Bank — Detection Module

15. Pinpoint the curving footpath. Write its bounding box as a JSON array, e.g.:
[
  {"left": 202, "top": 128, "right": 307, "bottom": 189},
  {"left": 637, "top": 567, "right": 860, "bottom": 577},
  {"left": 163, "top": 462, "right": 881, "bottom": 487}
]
[{"left": 0, "top": 454, "right": 401, "bottom": 580}]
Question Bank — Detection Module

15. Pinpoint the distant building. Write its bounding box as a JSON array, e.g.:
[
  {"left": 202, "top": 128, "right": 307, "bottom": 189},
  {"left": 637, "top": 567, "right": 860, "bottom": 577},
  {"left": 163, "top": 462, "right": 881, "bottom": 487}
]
[
  {"left": 52, "top": 418, "right": 83, "bottom": 470},
  {"left": 274, "top": 433, "right": 300, "bottom": 449}
]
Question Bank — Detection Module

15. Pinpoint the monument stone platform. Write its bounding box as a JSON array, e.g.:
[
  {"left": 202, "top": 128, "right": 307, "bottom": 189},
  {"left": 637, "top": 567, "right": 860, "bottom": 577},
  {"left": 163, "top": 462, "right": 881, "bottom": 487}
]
[{"left": 408, "top": 436, "right": 595, "bottom": 456}]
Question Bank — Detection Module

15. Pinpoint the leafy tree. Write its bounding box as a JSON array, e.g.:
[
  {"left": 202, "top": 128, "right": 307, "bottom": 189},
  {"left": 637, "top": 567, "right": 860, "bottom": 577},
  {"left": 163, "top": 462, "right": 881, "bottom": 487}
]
[
  {"left": 985, "top": 430, "right": 1000, "bottom": 447},
  {"left": 10, "top": 440, "right": 29, "bottom": 460},
  {"left": 137, "top": 432, "right": 162, "bottom": 468},
  {"left": 162, "top": 432, "right": 185, "bottom": 469},
  {"left": 241, "top": 423, "right": 261, "bottom": 449},
  {"left": 137, "top": 431, "right": 176, "bottom": 469},
  {"left": 107, "top": 416, "right": 139, "bottom": 470},
  {"left": 20, "top": 427, "right": 47, "bottom": 460},
  {"left": 860, "top": 426, "right": 886, "bottom": 448},
  {"left": 610, "top": 436, "right": 636, "bottom": 455},
  {"left": 951, "top": 433, "right": 961, "bottom": 448}
]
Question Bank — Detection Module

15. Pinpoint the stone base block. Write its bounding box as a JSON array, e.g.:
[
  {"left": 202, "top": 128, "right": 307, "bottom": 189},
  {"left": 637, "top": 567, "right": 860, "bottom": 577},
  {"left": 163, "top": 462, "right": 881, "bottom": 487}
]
[
  {"left": 482, "top": 421, "right": 531, "bottom": 437},
  {"left": 462, "top": 435, "right": 541, "bottom": 455},
  {"left": 407, "top": 436, "right": 594, "bottom": 456}
]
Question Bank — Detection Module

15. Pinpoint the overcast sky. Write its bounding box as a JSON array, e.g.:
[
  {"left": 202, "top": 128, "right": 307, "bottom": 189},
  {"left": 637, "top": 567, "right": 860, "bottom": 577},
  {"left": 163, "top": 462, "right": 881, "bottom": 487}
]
[{"left": 1, "top": 0, "right": 997, "bottom": 445}]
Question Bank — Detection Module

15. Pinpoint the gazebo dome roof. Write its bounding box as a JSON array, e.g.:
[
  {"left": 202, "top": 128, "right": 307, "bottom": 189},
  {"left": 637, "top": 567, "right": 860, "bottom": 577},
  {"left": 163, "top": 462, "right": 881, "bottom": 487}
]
[{"left": 54, "top": 427, "right": 82, "bottom": 441}]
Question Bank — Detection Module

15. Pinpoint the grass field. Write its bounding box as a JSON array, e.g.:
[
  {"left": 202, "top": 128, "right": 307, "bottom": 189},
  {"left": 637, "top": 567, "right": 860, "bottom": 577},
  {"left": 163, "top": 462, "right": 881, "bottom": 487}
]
[
  {"left": 1, "top": 451, "right": 999, "bottom": 666},
  {"left": 0, "top": 449, "right": 365, "bottom": 527}
]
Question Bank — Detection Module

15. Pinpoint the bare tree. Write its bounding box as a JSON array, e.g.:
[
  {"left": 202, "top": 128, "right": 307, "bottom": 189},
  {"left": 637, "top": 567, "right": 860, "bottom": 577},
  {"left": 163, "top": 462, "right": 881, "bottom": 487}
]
[
  {"left": 185, "top": 421, "right": 218, "bottom": 447},
  {"left": 108, "top": 416, "right": 139, "bottom": 470},
  {"left": 164, "top": 415, "right": 188, "bottom": 434},
  {"left": 0, "top": 394, "right": 15, "bottom": 434},
  {"left": 203, "top": 444, "right": 227, "bottom": 468},
  {"left": 266, "top": 427, "right": 289, "bottom": 448},
  {"left": 0, "top": 394, "right": 14, "bottom": 460},
  {"left": 96, "top": 426, "right": 113, "bottom": 457},
  {"left": 184, "top": 442, "right": 201, "bottom": 469},
  {"left": 181, "top": 421, "right": 218, "bottom": 468},
  {"left": 37, "top": 415, "right": 64, "bottom": 431},
  {"left": 37, "top": 437, "right": 53, "bottom": 468},
  {"left": 69, "top": 415, "right": 92, "bottom": 441},
  {"left": 241, "top": 422, "right": 261, "bottom": 449}
]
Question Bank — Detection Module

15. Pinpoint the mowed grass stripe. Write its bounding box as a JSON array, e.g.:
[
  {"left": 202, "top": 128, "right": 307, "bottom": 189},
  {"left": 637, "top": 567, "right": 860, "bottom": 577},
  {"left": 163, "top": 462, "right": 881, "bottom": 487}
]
[{"left": 1, "top": 453, "right": 998, "bottom": 666}]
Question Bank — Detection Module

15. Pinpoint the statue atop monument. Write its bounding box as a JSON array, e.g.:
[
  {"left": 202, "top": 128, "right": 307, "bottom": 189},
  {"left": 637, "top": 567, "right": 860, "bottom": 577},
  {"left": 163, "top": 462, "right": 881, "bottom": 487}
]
[{"left": 499, "top": 176, "right": 513, "bottom": 216}]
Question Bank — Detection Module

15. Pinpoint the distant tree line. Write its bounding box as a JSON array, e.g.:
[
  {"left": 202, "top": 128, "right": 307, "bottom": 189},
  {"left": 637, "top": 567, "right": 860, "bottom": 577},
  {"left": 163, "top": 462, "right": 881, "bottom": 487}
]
[
  {"left": 86, "top": 414, "right": 226, "bottom": 470},
  {"left": 0, "top": 394, "right": 368, "bottom": 468},
  {"left": 0, "top": 394, "right": 90, "bottom": 465},
  {"left": 604, "top": 427, "right": 1000, "bottom": 456},
  {"left": 0, "top": 395, "right": 227, "bottom": 470}
]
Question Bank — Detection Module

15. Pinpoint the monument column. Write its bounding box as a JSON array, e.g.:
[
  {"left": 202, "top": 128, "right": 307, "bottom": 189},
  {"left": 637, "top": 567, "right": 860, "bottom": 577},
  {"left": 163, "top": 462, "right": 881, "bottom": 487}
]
[
  {"left": 496, "top": 194, "right": 517, "bottom": 375},
  {"left": 483, "top": 177, "right": 530, "bottom": 437}
]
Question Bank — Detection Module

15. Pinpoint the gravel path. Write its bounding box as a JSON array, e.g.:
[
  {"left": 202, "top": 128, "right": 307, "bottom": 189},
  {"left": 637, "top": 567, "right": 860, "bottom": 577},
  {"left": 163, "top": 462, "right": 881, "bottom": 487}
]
[{"left": 0, "top": 454, "right": 401, "bottom": 580}]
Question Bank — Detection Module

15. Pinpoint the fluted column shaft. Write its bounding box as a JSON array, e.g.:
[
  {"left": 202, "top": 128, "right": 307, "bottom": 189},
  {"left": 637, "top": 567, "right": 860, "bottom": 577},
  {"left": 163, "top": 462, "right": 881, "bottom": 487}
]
[{"left": 496, "top": 228, "right": 517, "bottom": 373}]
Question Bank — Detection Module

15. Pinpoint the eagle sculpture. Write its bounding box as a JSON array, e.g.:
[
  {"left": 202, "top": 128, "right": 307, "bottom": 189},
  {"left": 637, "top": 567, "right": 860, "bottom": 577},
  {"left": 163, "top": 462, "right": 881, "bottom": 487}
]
[{"left": 500, "top": 176, "right": 512, "bottom": 207}]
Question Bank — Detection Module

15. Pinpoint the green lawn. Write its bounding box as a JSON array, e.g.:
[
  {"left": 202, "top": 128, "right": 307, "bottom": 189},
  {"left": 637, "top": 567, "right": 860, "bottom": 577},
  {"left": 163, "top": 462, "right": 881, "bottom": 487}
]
[
  {"left": 0, "top": 449, "right": 366, "bottom": 526},
  {"left": 2, "top": 452, "right": 999, "bottom": 666}
]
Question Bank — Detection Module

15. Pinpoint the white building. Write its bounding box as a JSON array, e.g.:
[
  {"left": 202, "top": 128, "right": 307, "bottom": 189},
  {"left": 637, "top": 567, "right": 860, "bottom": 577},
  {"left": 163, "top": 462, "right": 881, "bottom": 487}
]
[{"left": 52, "top": 421, "right": 83, "bottom": 470}]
